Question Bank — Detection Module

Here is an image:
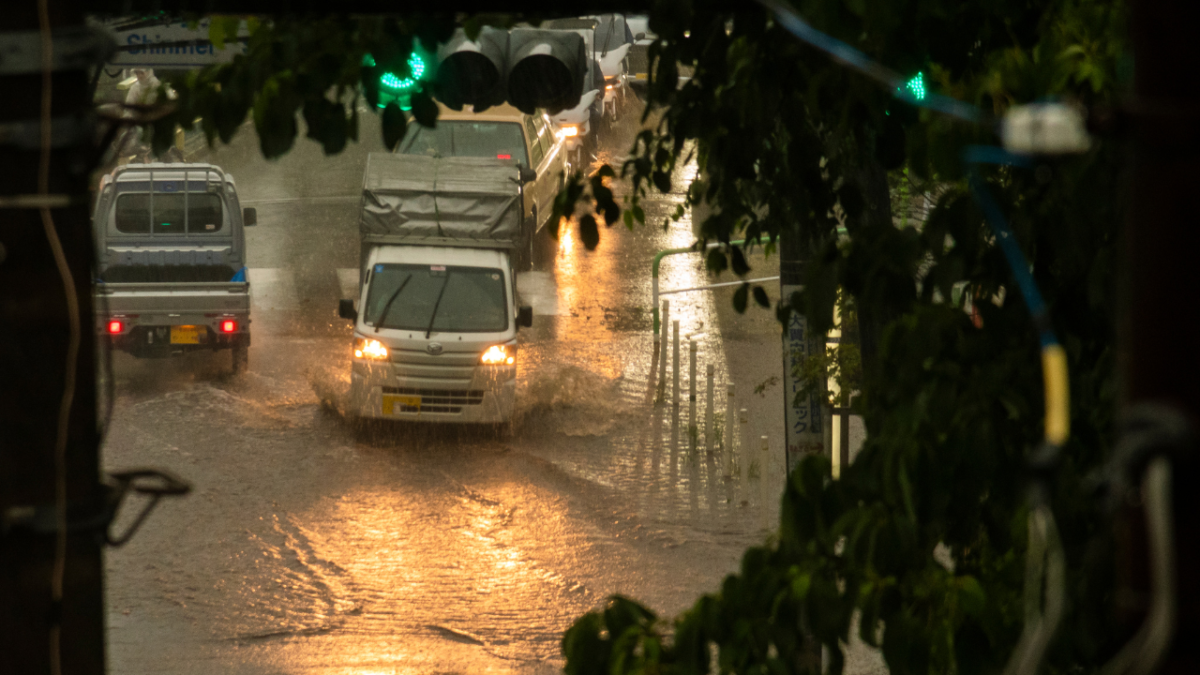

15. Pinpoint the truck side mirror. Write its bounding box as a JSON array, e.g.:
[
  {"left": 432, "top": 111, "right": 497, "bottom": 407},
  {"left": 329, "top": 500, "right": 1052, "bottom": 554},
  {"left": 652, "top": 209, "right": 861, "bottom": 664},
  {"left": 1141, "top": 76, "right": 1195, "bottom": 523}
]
[
  {"left": 243, "top": 207, "right": 258, "bottom": 226},
  {"left": 518, "top": 166, "right": 537, "bottom": 184},
  {"left": 517, "top": 306, "right": 533, "bottom": 328},
  {"left": 337, "top": 299, "right": 357, "bottom": 321}
]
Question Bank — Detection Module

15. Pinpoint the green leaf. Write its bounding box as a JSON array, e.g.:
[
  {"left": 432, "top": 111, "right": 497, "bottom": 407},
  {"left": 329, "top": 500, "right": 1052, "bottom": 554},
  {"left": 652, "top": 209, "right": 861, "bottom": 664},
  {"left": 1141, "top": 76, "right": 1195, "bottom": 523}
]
[
  {"left": 956, "top": 576, "right": 985, "bottom": 617},
  {"left": 208, "top": 17, "right": 228, "bottom": 51},
  {"left": 381, "top": 102, "right": 407, "bottom": 151},
  {"left": 652, "top": 170, "right": 671, "bottom": 193},
  {"left": 410, "top": 87, "right": 438, "bottom": 128},
  {"left": 706, "top": 248, "right": 728, "bottom": 274},
  {"left": 462, "top": 16, "right": 483, "bottom": 42},
  {"left": 731, "top": 245, "right": 751, "bottom": 276},
  {"left": 753, "top": 285, "right": 770, "bottom": 308},
  {"left": 733, "top": 283, "right": 749, "bottom": 313},
  {"left": 303, "top": 99, "right": 348, "bottom": 155},
  {"left": 562, "top": 612, "right": 608, "bottom": 675},
  {"left": 579, "top": 214, "right": 600, "bottom": 250}
]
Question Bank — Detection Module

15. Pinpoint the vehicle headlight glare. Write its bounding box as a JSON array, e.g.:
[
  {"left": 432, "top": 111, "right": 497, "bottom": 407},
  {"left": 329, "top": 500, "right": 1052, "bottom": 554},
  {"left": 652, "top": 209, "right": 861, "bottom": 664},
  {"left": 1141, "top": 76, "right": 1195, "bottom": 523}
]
[
  {"left": 480, "top": 344, "right": 515, "bottom": 365},
  {"left": 354, "top": 338, "right": 389, "bottom": 360},
  {"left": 557, "top": 125, "right": 579, "bottom": 138}
]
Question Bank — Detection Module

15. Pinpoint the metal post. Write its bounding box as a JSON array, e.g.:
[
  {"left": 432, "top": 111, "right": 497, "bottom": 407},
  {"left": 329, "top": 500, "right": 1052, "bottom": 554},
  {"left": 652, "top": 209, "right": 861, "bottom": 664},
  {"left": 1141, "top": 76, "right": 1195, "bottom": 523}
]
[
  {"left": 671, "top": 320, "right": 680, "bottom": 449},
  {"left": 840, "top": 408, "right": 851, "bottom": 474},
  {"left": 688, "top": 338, "right": 698, "bottom": 451},
  {"left": 831, "top": 411, "right": 841, "bottom": 478},
  {"left": 739, "top": 408, "right": 750, "bottom": 476},
  {"left": 705, "top": 363, "right": 715, "bottom": 454},
  {"left": 760, "top": 435, "right": 772, "bottom": 531},
  {"left": 657, "top": 300, "right": 669, "bottom": 401},
  {"left": 724, "top": 383, "right": 735, "bottom": 478}
]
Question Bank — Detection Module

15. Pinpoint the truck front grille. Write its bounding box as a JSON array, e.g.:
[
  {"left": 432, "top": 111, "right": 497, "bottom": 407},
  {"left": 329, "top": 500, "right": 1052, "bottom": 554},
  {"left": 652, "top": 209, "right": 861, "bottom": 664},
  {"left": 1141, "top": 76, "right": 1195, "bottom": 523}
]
[{"left": 382, "top": 387, "right": 485, "bottom": 409}]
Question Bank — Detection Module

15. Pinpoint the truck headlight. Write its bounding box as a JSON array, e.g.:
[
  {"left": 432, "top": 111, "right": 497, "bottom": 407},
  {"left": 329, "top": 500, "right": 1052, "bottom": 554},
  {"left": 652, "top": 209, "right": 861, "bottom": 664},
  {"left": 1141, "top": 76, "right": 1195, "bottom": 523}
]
[
  {"left": 354, "top": 338, "right": 389, "bottom": 360},
  {"left": 556, "top": 125, "right": 579, "bottom": 138},
  {"left": 480, "top": 344, "right": 515, "bottom": 365}
]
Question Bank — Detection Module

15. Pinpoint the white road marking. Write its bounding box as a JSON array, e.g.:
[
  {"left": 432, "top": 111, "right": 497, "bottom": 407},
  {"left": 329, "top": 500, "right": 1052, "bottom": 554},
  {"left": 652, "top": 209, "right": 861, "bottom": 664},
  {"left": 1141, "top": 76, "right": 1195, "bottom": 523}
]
[
  {"left": 336, "top": 268, "right": 360, "bottom": 301},
  {"left": 248, "top": 268, "right": 299, "bottom": 311},
  {"left": 516, "top": 271, "right": 567, "bottom": 316}
]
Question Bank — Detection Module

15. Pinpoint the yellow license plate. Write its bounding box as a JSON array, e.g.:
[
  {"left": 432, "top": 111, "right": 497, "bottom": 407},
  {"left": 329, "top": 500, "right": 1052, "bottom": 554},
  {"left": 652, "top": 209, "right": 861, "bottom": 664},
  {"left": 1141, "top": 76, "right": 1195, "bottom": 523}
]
[
  {"left": 170, "top": 325, "right": 202, "bottom": 344},
  {"left": 382, "top": 394, "right": 421, "bottom": 415}
]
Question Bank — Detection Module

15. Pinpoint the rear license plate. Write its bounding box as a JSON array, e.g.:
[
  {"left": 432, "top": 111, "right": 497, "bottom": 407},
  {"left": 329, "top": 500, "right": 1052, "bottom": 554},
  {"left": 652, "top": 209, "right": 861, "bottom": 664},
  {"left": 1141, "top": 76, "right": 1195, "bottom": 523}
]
[
  {"left": 170, "top": 325, "right": 201, "bottom": 345},
  {"left": 382, "top": 394, "right": 421, "bottom": 415}
]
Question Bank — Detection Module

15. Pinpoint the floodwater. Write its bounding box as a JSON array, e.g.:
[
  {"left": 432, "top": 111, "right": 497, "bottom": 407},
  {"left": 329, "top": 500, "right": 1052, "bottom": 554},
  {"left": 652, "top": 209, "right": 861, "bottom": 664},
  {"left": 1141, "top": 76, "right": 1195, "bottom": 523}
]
[{"left": 99, "top": 91, "right": 868, "bottom": 674}]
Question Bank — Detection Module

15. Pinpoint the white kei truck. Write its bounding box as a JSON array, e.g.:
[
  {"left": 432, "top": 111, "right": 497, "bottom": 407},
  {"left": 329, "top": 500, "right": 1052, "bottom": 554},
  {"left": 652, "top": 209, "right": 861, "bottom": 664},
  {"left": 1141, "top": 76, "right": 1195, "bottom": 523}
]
[
  {"left": 337, "top": 154, "right": 535, "bottom": 426},
  {"left": 92, "top": 163, "right": 256, "bottom": 373}
]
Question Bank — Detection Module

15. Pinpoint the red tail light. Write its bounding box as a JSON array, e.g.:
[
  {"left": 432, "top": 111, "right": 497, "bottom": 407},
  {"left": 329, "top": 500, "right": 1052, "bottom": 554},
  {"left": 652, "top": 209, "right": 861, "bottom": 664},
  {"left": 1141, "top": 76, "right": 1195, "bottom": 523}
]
[
  {"left": 221, "top": 320, "right": 237, "bottom": 333},
  {"left": 107, "top": 320, "right": 123, "bottom": 334},
  {"left": 497, "top": 154, "right": 511, "bottom": 159}
]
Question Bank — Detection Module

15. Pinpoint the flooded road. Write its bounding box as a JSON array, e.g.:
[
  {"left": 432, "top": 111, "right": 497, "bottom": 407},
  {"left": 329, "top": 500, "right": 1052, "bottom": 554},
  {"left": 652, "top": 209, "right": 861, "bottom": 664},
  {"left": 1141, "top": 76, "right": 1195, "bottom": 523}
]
[{"left": 101, "top": 96, "right": 795, "bottom": 674}]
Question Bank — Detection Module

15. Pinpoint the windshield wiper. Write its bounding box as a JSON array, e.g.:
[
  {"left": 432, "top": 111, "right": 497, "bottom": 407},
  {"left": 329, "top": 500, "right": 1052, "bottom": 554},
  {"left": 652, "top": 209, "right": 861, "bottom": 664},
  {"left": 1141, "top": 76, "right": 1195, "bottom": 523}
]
[
  {"left": 424, "top": 272, "right": 452, "bottom": 338},
  {"left": 373, "top": 274, "right": 412, "bottom": 333}
]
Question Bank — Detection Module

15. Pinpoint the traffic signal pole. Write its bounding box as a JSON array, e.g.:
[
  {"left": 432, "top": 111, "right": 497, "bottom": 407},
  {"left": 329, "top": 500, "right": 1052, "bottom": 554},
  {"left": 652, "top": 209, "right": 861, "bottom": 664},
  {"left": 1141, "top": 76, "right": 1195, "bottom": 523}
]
[{"left": 0, "top": 1, "right": 108, "bottom": 673}]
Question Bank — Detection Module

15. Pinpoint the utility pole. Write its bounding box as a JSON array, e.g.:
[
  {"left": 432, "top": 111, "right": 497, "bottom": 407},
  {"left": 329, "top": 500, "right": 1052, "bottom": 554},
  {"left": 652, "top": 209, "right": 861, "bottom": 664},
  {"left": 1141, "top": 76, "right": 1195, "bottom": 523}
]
[
  {"left": 779, "top": 225, "right": 825, "bottom": 675},
  {"left": 1121, "top": 1, "right": 1199, "bottom": 673},
  {"left": 0, "top": 2, "right": 108, "bottom": 673}
]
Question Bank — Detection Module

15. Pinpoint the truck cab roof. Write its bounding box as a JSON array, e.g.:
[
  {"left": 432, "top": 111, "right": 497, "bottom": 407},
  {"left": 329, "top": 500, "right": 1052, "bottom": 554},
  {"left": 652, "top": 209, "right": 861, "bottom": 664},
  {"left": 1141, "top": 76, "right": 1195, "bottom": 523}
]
[
  {"left": 371, "top": 244, "right": 510, "bottom": 269},
  {"left": 99, "top": 163, "right": 237, "bottom": 191}
]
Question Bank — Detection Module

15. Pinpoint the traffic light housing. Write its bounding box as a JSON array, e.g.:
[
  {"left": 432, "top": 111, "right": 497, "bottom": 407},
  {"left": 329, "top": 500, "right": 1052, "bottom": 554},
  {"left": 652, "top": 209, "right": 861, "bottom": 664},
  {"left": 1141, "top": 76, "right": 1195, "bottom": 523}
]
[
  {"left": 435, "top": 27, "right": 589, "bottom": 114},
  {"left": 434, "top": 26, "right": 510, "bottom": 111}
]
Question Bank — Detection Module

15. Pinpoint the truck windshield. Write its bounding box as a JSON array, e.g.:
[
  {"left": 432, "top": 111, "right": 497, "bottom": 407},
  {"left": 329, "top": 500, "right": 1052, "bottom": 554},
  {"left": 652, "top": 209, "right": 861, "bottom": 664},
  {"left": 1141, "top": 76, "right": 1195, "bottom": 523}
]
[
  {"left": 364, "top": 263, "right": 508, "bottom": 333},
  {"left": 396, "top": 121, "right": 530, "bottom": 167},
  {"left": 114, "top": 192, "right": 224, "bottom": 234}
]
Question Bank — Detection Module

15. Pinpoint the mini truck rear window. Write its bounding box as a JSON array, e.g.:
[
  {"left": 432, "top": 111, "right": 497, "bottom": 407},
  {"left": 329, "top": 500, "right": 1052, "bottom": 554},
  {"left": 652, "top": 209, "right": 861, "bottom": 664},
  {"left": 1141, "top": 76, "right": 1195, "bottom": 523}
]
[{"left": 114, "top": 181, "right": 224, "bottom": 234}]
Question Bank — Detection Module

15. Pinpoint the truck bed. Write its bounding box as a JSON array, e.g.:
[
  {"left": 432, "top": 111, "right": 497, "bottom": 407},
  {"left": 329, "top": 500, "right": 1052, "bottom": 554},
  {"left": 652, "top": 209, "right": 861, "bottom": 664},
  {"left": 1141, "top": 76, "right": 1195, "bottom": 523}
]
[{"left": 94, "top": 281, "right": 250, "bottom": 321}]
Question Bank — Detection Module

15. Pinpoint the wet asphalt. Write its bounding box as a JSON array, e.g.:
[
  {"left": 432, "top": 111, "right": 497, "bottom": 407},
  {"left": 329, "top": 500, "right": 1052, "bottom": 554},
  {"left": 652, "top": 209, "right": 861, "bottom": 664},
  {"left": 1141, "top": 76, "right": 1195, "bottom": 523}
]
[{"left": 100, "top": 91, "right": 876, "bottom": 674}]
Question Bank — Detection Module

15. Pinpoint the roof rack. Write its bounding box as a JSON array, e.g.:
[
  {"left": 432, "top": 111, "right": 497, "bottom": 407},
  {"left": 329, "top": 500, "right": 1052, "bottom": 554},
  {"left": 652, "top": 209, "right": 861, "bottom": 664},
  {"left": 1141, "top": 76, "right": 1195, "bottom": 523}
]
[{"left": 110, "top": 162, "right": 229, "bottom": 186}]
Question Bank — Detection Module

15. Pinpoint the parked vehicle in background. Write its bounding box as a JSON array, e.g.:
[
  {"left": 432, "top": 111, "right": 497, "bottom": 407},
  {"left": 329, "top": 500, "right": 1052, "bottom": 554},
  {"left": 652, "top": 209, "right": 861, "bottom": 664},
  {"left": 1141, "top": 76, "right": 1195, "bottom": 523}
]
[
  {"left": 624, "top": 15, "right": 655, "bottom": 91},
  {"left": 337, "top": 154, "right": 535, "bottom": 428},
  {"left": 590, "top": 14, "right": 640, "bottom": 120},
  {"left": 394, "top": 101, "right": 568, "bottom": 264},
  {"left": 92, "top": 163, "right": 257, "bottom": 373}
]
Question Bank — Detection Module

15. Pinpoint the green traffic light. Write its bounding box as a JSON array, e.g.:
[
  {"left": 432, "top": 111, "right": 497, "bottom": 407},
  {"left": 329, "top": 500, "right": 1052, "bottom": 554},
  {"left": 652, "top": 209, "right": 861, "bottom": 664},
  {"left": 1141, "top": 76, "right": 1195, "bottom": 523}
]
[
  {"left": 378, "top": 53, "right": 426, "bottom": 92},
  {"left": 904, "top": 72, "right": 926, "bottom": 101},
  {"left": 363, "top": 51, "right": 427, "bottom": 109}
]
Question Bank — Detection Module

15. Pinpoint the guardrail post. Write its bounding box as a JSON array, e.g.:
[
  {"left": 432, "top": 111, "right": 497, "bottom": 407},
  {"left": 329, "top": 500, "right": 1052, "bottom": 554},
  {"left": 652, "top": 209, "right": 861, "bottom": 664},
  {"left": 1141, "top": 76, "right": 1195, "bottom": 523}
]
[
  {"left": 705, "top": 363, "right": 715, "bottom": 454},
  {"left": 657, "top": 300, "right": 669, "bottom": 401},
  {"left": 760, "top": 435, "right": 772, "bottom": 531},
  {"left": 724, "top": 384, "right": 735, "bottom": 478},
  {"left": 688, "top": 338, "right": 698, "bottom": 451},
  {"left": 739, "top": 408, "right": 749, "bottom": 476},
  {"left": 671, "top": 320, "right": 680, "bottom": 450}
]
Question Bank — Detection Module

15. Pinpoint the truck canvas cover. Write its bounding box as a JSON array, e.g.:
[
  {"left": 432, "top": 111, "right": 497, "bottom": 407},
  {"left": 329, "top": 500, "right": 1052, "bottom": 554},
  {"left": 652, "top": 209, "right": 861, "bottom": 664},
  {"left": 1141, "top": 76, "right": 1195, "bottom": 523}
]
[{"left": 359, "top": 154, "right": 522, "bottom": 246}]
